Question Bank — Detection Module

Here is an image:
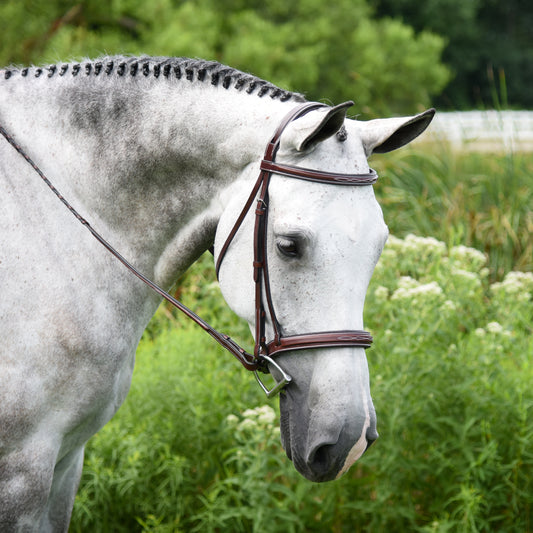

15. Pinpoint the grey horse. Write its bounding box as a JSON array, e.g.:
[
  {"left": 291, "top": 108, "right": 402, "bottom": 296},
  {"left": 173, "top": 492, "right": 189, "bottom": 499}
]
[{"left": 0, "top": 56, "right": 434, "bottom": 531}]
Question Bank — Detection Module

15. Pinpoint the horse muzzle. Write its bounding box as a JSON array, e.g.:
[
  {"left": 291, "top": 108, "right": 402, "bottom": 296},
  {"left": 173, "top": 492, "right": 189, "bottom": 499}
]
[{"left": 279, "top": 378, "right": 378, "bottom": 482}]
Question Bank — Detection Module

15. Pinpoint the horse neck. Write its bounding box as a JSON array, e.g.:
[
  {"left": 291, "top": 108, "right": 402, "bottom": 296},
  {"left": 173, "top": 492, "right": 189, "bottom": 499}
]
[{"left": 0, "top": 65, "right": 298, "bottom": 286}]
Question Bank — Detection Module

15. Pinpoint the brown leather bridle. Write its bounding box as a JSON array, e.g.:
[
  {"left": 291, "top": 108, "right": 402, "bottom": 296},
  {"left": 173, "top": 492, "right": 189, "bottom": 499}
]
[
  {"left": 215, "top": 102, "right": 378, "bottom": 396},
  {"left": 0, "top": 101, "right": 378, "bottom": 398}
]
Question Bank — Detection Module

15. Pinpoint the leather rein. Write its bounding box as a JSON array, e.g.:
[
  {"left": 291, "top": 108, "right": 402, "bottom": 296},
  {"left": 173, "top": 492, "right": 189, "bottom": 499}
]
[{"left": 0, "top": 101, "right": 378, "bottom": 398}]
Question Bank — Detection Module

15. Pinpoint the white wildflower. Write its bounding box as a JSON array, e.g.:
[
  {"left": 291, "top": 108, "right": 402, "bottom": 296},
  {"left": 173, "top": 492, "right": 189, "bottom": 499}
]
[
  {"left": 491, "top": 271, "right": 533, "bottom": 297},
  {"left": 397, "top": 276, "right": 419, "bottom": 290},
  {"left": 485, "top": 322, "right": 512, "bottom": 338},
  {"left": 374, "top": 285, "right": 389, "bottom": 302},
  {"left": 474, "top": 328, "right": 486, "bottom": 337},
  {"left": 506, "top": 271, "right": 533, "bottom": 285},
  {"left": 256, "top": 405, "right": 276, "bottom": 425},
  {"left": 441, "top": 300, "right": 456, "bottom": 312},
  {"left": 450, "top": 245, "right": 486, "bottom": 270},
  {"left": 452, "top": 268, "right": 480, "bottom": 282},
  {"left": 226, "top": 414, "right": 239, "bottom": 426},
  {"left": 379, "top": 234, "right": 446, "bottom": 269},
  {"left": 451, "top": 267, "right": 482, "bottom": 288},
  {"left": 403, "top": 234, "right": 446, "bottom": 254},
  {"left": 238, "top": 418, "right": 257, "bottom": 432},
  {"left": 392, "top": 281, "right": 443, "bottom": 301},
  {"left": 486, "top": 322, "right": 503, "bottom": 334}
]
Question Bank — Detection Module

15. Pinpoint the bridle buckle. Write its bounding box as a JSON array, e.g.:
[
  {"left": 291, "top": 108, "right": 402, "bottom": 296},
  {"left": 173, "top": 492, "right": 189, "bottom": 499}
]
[{"left": 254, "top": 355, "right": 293, "bottom": 398}]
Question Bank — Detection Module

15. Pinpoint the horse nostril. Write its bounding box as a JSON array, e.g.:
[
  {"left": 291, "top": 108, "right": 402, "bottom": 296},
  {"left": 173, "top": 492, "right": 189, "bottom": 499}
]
[
  {"left": 307, "top": 442, "right": 337, "bottom": 478},
  {"left": 309, "top": 443, "right": 331, "bottom": 468}
]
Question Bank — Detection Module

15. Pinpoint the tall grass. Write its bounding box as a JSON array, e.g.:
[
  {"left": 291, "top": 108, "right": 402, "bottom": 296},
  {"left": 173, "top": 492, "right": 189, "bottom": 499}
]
[
  {"left": 372, "top": 149, "right": 533, "bottom": 280},
  {"left": 70, "top": 150, "right": 533, "bottom": 532}
]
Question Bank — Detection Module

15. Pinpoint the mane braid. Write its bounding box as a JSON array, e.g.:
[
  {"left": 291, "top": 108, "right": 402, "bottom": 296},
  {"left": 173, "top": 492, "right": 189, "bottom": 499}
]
[{"left": 3, "top": 56, "right": 305, "bottom": 102}]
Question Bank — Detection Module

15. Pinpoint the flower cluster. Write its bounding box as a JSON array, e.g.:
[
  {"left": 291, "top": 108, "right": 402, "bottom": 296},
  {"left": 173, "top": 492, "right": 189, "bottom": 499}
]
[
  {"left": 378, "top": 234, "right": 448, "bottom": 279},
  {"left": 391, "top": 277, "right": 443, "bottom": 302},
  {"left": 226, "top": 405, "right": 279, "bottom": 436},
  {"left": 375, "top": 234, "right": 487, "bottom": 287},
  {"left": 368, "top": 233, "right": 531, "bottom": 353},
  {"left": 387, "top": 234, "right": 447, "bottom": 255},
  {"left": 372, "top": 235, "right": 485, "bottom": 312},
  {"left": 224, "top": 405, "right": 281, "bottom": 466},
  {"left": 491, "top": 271, "right": 533, "bottom": 301},
  {"left": 449, "top": 244, "right": 487, "bottom": 270},
  {"left": 475, "top": 321, "right": 512, "bottom": 337}
]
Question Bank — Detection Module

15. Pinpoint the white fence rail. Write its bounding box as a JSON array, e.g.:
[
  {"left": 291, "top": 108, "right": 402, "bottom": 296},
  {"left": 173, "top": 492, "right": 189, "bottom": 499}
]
[{"left": 415, "top": 110, "right": 533, "bottom": 152}]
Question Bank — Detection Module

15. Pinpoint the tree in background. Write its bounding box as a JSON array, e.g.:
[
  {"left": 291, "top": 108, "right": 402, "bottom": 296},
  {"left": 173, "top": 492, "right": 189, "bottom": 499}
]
[
  {"left": 372, "top": 0, "right": 533, "bottom": 109},
  {"left": 0, "top": 0, "right": 450, "bottom": 116}
]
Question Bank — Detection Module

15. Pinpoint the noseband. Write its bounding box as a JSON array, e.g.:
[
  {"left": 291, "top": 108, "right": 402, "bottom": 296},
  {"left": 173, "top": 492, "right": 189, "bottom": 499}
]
[{"left": 0, "top": 101, "right": 378, "bottom": 398}]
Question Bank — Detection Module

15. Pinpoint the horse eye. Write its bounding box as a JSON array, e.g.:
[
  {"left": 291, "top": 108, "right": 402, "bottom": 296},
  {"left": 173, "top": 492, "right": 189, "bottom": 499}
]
[{"left": 276, "top": 237, "right": 299, "bottom": 258}]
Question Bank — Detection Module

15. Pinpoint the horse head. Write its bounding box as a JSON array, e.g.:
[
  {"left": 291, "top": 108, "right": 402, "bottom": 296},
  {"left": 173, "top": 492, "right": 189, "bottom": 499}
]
[{"left": 215, "top": 103, "right": 434, "bottom": 481}]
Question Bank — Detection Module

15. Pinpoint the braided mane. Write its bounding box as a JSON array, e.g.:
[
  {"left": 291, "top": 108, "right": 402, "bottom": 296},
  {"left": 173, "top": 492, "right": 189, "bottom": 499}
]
[{"left": 2, "top": 56, "right": 305, "bottom": 103}]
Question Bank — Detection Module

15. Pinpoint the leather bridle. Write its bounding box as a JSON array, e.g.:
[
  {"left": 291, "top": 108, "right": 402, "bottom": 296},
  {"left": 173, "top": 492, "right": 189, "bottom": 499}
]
[
  {"left": 215, "top": 102, "right": 378, "bottom": 396},
  {"left": 0, "top": 101, "right": 378, "bottom": 398}
]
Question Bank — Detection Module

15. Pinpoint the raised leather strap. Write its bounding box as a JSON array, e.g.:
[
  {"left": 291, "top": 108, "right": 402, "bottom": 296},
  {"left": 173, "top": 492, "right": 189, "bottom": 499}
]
[
  {"left": 265, "top": 331, "right": 373, "bottom": 357},
  {"left": 215, "top": 168, "right": 266, "bottom": 279},
  {"left": 263, "top": 102, "right": 328, "bottom": 162},
  {"left": 215, "top": 102, "right": 328, "bottom": 279},
  {"left": 260, "top": 161, "right": 378, "bottom": 185}
]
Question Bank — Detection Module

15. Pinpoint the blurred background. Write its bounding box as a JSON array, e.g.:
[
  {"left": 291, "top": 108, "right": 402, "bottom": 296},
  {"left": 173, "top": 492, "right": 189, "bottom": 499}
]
[{"left": 1, "top": 0, "right": 531, "bottom": 115}]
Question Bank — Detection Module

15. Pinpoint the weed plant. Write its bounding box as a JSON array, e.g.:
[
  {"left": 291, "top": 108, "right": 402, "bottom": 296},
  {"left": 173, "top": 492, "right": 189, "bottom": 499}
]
[{"left": 70, "top": 230, "right": 533, "bottom": 532}]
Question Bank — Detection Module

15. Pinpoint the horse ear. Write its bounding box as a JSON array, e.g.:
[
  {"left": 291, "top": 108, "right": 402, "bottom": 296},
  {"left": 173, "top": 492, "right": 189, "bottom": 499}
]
[
  {"left": 358, "top": 108, "right": 435, "bottom": 156},
  {"left": 281, "top": 101, "right": 354, "bottom": 153}
]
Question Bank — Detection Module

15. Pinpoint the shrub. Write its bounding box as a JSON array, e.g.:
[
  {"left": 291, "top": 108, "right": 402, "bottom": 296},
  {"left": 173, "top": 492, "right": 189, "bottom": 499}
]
[{"left": 71, "top": 234, "right": 533, "bottom": 532}]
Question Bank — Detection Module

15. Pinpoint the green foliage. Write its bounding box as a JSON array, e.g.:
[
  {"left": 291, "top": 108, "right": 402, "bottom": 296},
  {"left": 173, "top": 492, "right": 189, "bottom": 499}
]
[
  {"left": 71, "top": 326, "right": 266, "bottom": 532},
  {"left": 70, "top": 228, "right": 533, "bottom": 532},
  {"left": 371, "top": 149, "right": 533, "bottom": 280},
  {"left": 0, "top": 0, "right": 450, "bottom": 115},
  {"left": 372, "top": 0, "right": 533, "bottom": 109}
]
